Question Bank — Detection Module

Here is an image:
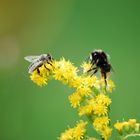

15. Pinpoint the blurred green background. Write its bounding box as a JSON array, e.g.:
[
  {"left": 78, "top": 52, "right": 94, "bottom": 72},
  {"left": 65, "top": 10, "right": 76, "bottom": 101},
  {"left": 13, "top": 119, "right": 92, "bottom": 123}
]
[{"left": 0, "top": 0, "right": 140, "bottom": 140}]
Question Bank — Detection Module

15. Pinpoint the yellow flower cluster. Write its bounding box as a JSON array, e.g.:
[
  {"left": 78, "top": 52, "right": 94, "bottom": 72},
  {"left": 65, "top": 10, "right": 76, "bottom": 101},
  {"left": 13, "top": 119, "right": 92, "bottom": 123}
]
[
  {"left": 79, "top": 94, "right": 111, "bottom": 116},
  {"left": 81, "top": 62, "right": 92, "bottom": 73},
  {"left": 88, "top": 94, "right": 112, "bottom": 140},
  {"left": 114, "top": 119, "right": 140, "bottom": 135},
  {"left": 30, "top": 63, "right": 53, "bottom": 86},
  {"left": 60, "top": 120, "right": 87, "bottom": 140},
  {"left": 29, "top": 58, "right": 115, "bottom": 140},
  {"left": 27, "top": 55, "right": 140, "bottom": 140},
  {"left": 93, "top": 116, "right": 112, "bottom": 140},
  {"left": 53, "top": 58, "right": 78, "bottom": 85}
]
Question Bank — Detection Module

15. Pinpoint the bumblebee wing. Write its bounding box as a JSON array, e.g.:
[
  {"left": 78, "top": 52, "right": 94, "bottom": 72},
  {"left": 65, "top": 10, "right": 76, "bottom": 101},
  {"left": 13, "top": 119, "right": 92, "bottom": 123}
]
[
  {"left": 111, "top": 65, "right": 115, "bottom": 73},
  {"left": 106, "top": 53, "right": 111, "bottom": 61},
  {"left": 28, "top": 61, "right": 43, "bottom": 73},
  {"left": 24, "top": 55, "right": 40, "bottom": 62}
]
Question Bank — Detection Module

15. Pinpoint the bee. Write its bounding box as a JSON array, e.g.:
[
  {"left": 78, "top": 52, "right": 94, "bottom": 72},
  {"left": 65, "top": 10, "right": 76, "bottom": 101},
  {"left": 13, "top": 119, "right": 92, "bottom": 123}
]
[
  {"left": 87, "top": 50, "right": 112, "bottom": 86},
  {"left": 24, "top": 54, "right": 53, "bottom": 74}
]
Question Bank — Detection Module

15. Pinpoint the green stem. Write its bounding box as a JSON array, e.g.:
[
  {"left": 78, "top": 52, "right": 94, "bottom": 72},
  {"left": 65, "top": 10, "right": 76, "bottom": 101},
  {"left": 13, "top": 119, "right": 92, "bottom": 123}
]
[{"left": 122, "top": 133, "right": 140, "bottom": 140}]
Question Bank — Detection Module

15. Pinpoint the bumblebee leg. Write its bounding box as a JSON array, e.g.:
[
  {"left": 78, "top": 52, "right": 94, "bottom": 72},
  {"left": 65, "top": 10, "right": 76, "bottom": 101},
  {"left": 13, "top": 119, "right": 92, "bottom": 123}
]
[
  {"left": 87, "top": 67, "right": 96, "bottom": 73},
  {"left": 90, "top": 68, "right": 98, "bottom": 76},
  {"left": 93, "top": 69, "right": 98, "bottom": 74},
  {"left": 102, "top": 72, "right": 107, "bottom": 86}
]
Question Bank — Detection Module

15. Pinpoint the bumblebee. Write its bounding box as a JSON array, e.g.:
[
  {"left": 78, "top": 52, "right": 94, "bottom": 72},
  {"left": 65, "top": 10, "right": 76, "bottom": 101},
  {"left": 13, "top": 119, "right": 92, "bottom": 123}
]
[
  {"left": 24, "top": 54, "right": 53, "bottom": 74},
  {"left": 87, "top": 50, "right": 112, "bottom": 85}
]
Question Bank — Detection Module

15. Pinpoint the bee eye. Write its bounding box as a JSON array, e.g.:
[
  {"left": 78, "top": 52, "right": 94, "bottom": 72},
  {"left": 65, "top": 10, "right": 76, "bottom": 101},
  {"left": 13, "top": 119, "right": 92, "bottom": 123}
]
[{"left": 93, "top": 52, "right": 98, "bottom": 56}]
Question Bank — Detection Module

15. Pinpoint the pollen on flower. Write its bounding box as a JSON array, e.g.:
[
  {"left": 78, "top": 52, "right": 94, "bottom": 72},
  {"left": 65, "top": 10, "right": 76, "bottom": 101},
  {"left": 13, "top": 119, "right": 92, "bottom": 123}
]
[
  {"left": 30, "top": 70, "right": 48, "bottom": 86},
  {"left": 77, "top": 86, "right": 91, "bottom": 97},
  {"left": 39, "top": 64, "right": 50, "bottom": 76},
  {"left": 128, "top": 119, "right": 136, "bottom": 125},
  {"left": 29, "top": 61, "right": 54, "bottom": 86},
  {"left": 60, "top": 120, "right": 87, "bottom": 140},
  {"left": 93, "top": 116, "right": 110, "bottom": 131},
  {"left": 93, "top": 117, "right": 112, "bottom": 140},
  {"left": 73, "top": 120, "right": 87, "bottom": 140},
  {"left": 69, "top": 92, "right": 82, "bottom": 108},
  {"left": 94, "top": 104, "right": 108, "bottom": 116},
  {"left": 82, "top": 76, "right": 97, "bottom": 88},
  {"left": 106, "top": 79, "right": 115, "bottom": 93},
  {"left": 59, "top": 128, "right": 74, "bottom": 140},
  {"left": 101, "top": 127, "right": 112, "bottom": 140},
  {"left": 69, "top": 76, "right": 83, "bottom": 88},
  {"left": 79, "top": 104, "right": 93, "bottom": 116},
  {"left": 93, "top": 78, "right": 103, "bottom": 90},
  {"left": 114, "top": 119, "right": 140, "bottom": 134},
  {"left": 53, "top": 58, "right": 79, "bottom": 85},
  {"left": 95, "top": 94, "right": 112, "bottom": 106},
  {"left": 81, "top": 62, "right": 92, "bottom": 73}
]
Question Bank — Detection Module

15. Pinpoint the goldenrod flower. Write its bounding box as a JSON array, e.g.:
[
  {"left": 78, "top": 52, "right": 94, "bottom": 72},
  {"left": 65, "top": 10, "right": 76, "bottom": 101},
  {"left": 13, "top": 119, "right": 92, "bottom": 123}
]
[
  {"left": 82, "top": 76, "right": 97, "bottom": 88},
  {"left": 60, "top": 121, "right": 87, "bottom": 140},
  {"left": 77, "top": 86, "right": 91, "bottom": 97},
  {"left": 128, "top": 119, "right": 136, "bottom": 125},
  {"left": 93, "top": 116, "right": 110, "bottom": 131},
  {"left": 81, "top": 62, "right": 92, "bottom": 73},
  {"left": 114, "top": 122, "right": 124, "bottom": 132},
  {"left": 26, "top": 53, "right": 140, "bottom": 140},
  {"left": 106, "top": 80, "right": 115, "bottom": 93},
  {"left": 85, "top": 96, "right": 109, "bottom": 116},
  {"left": 114, "top": 119, "right": 139, "bottom": 133},
  {"left": 93, "top": 117, "right": 111, "bottom": 140},
  {"left": 73, "top": 121, "right": 87, "bottom": 140},
  {"left": 94, "top": 104, "right": 107, "bottom": 116},
  {"left": 69, "top": 76, "right": 83, "bottom": 88},
  {"left": 79, "top": 94, "right": 110, "bottom": 117},
  {"left": 69, "top": 92, "right": 82, "bottom": 108},
  {"left": 30, "top": 70, "right": 48, "bottom": 86},
  {"left": 101, "top": 127, "right": 112, "bottom": 140},
  {"left": 79, "top": 105, "right": 93, "bottom": 116},
  {"left": 60, "top": 128, "right": 74, "bottom": 140},
  {"left": 30, "top": 62, "right": 53, "bottom": 86},
  {"left": 53, "top": 70, "right": 62, "bottom": 80},
  {"left": 95, "top": 94, "right": 111, "bottom": 106},
  {"left": 94, "top": 78, "right": 105, "bottom": 89},
  {"left": 93, "top": 78, "right": 115, "bottom": 93},
  {"left": 114, "top": 119, "right": 140, "bottom": 137},
  {"left": 123, "top": 122, "right": 129, "bottom": 131},
  {"left": 53, "top": 58, "right": 78, "bottom": 85}
]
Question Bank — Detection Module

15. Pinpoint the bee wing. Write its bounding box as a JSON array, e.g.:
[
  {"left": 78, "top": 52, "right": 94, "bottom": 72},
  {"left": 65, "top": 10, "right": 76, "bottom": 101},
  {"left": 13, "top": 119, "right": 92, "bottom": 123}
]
[
  {"left": 24, "top": 55, "right": 40, "bottom": 62},
  {"left": 111, "top": 65, "right": 115, "bottom": 73},
  {"left": 106, "top": 53, "right": 111, "bottom": 60},
  {"left": 28, "top": 61, "right": 43, "bottom": 73}
]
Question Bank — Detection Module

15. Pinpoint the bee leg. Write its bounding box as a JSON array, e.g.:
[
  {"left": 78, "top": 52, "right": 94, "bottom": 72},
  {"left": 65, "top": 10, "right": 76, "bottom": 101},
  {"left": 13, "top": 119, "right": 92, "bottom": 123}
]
[
  {"left": 47, "top": 61, "right": 52, "bottom": 66},
  {"left": 37, "top": 68, "right": 40, "bottom": 74},
  {"left": 102, "top": 72, "right": 107, "bottom": 87},
  {"left": 47, "top": 60, "right": 54, "bottom": 68},
  {"left": 44, "top": 64, "right": 50, "bottom": 71},
  {"left": 90, "top": 68, "right": 98, "bottom": 76},
  {"left": 87, "top": 67, "right": 96, "bottom": 73}
]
